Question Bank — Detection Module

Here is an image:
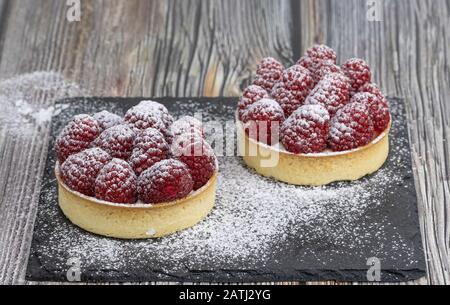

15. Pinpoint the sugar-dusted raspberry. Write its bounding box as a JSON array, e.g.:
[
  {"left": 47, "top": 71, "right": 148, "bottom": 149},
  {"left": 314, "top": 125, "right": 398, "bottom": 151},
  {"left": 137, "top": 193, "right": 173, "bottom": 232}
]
[
  {"left": 298, "top": 45, "right": 337, "bottom": 74},
  {"left": 171, "top": 132, "right": 205, "bottom": 154},
  {"left": 329, "top": 102, "right": 375, "bottom": 152},
  {"left": 281, "top": 104, "right": 330, "bottom": 154},
  {"left": 129, "top": 128, "right": 170, "bottom": 176},
  {"left": 285, "top": 64, "right": 311, "bottom": 75},
  {"left": 94, "top": 125, "right": 136, "bottom": 160},
  {"left": 253, "top": 57, "right": 284, "bottom": 91},
  {"left": 237, "top": 85, "right": 269, "bottom": 119},
  {"left": 56, "top": 114, "right": 101, "bottom": 163},
  {"left": 173, "top": 139, "right": 216, "bottom": 190},
  {"left": 343, "top": 58, "right": 372, "bottom": 92},
  {"left": 351, "top": 92, "right": 390, "bottom": 133},
  {"left": 304, "top": 73, "right": 351, "bottom": 117},
  {"left": 60, "top": 148, "right": 111, "bottom": 196},
  {"left": 95, "top": 158, "right": 137, "bottom": 204},
  {"left": 171, "top": 116, "right": 204, "bottom": 138},
  {"left": 242, "top": 98, "right": 285, "bottom": 145},
  {"left": 138, "top": 159, "right": 194, "bottom": 204},
  {"left": 93, "top": 111, "right": 123, "bottom": 132},
  {"left": 124, "top": 105, "right": 172, "bottom": 142},
  {"left": 358, "top": 83, "right": 385, "bottom": 100},
  {"left": 271, "top": 68, "right": 315, "bottom": 117},
  {"left": 137, "top": 100, "right": 174, "bottom": 128},
  {"left": 313, "top": 60, "right": 343, "bottom": 84}
]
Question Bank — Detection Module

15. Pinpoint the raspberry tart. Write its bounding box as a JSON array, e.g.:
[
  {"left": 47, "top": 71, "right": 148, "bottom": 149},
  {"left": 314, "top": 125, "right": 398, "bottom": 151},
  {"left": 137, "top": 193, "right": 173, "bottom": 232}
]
[
  {"left": 238, "top": 45, "right": 391, "bottom": 186},
  {"left": 55, "top": 102, "right": 218, "bottom": 239}
]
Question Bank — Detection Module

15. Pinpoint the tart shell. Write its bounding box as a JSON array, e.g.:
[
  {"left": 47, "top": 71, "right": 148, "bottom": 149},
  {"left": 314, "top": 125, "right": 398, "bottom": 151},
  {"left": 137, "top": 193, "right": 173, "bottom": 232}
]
[
  {"left": 56, "top": 167, "right": 217, "bottom": 239},
  {"left": 237, "top": 118, "right": 390, "bottom": 186}
]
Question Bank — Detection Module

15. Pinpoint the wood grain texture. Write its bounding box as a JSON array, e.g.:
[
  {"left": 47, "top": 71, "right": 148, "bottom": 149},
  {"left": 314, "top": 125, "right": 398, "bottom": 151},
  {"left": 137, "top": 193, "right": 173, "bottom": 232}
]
[{"left": 0, "top": 0, "right": 448, "bottom": 285}]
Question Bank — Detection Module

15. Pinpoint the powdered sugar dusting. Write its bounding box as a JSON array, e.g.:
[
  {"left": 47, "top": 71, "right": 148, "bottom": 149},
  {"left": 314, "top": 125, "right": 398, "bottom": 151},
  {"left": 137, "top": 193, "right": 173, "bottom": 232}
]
[
  {"left": 0, "top": 72, "right": 83, "bottom": 136},
  {"left": 30, "top": 98, "right": 422, "bottom": 281}
]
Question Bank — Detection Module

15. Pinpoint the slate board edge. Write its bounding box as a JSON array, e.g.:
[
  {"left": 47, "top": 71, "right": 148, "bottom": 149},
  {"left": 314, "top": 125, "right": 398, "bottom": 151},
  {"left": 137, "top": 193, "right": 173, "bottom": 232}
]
[{"left": 25, "top": 96, "right": 427, "bottom": 284}]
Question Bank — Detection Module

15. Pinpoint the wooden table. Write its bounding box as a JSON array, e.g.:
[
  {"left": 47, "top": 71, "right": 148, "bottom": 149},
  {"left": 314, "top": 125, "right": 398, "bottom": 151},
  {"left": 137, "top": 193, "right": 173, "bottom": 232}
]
[{"left": 0, "top": 0, "right": 448, "bottom": 285}]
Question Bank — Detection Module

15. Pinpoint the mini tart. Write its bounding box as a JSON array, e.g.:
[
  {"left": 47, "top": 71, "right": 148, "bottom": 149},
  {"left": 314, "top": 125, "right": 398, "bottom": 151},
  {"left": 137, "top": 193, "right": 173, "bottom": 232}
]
[
  {"left": 55, "top": 165, "right": 217, "bottom": 239},
  {"left": 236, "top": 116, "right": 391, "bottom": 186}
]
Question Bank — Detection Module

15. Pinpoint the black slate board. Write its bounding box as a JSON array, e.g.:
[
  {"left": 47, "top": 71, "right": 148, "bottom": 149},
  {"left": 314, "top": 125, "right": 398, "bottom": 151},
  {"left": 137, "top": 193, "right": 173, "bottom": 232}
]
[{"left": 26, "top": 97, "right": 426, "bottom": 283}]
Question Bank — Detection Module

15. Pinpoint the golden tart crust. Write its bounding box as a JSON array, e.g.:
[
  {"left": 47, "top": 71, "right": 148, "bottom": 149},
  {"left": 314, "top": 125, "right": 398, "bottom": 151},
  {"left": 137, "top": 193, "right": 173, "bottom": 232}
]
[{"left": 56, "top": 166, "right": 217, "bottom": 239}]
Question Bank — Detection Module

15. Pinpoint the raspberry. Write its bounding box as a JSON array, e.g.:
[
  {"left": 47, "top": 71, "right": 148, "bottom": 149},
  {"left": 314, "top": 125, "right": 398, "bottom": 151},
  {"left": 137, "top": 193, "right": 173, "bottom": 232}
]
[
  {"left": 237, "top": 85, "right": 269, "bottom": 119},
  {"left": 95, "top": 158, "right": 137, "bottom": 204},
  {"left": 358, "top": 83, "right": 385, "bottom": 100},
  {"left": 253, "top": 57, "right": 284, "bottom": 91},
  {"left": 138, "top": 159, "right": 194, "bottom": 204},
  {"left": 285, "top": 64, "right": 311, "bottom": 74},
  {"left": 298, "top": 45, "right": 337, "bottom": 74},
  {"left": 60, "top": 148, "right": 111, "bottom": 196},
  {"left": 313, "top": 60, "right": 343, "bottom": 84},
  {"left": 280, "top": 105, "right": 330, "bottom": 154},
  {"left": 171, "top": 116, "right": 204, "bottom": 138},
  {"left": 129, "top": 128, "right": 170, "bottom": 176},
  {"left": 271, "top": 68, "right": 315, "bottom": 117},
  {"left": 93, "top": 111, "right": 123, "bottom": 132},
  {"left": 56, "top": 114, "right": 101, "bottom": 163},
  {"left": 94, "top": 125, "right": 136, "bottom": 160},
  {"left": 171, "top": 132, "right": 205, "bottom": 153},
  {"left": 137, "top": 100, "right": 174, "bottom": 128},
  {"left": 124, "top": 105, "right": 172, "bottom": 142},
  {"left": 329, "top": 102, "right": 375, "bottom": 152},
  {"left": 173, "top": 139, "right": 216, "bottom": 190},
  {"left": 343, "top": 58, "right": 372, "bottom": 92},
  {"left": 304, "top": 73, "right": 351, "bottom": 116},
  {"left": 242, "top": 98, "right": 285, "bottom": 145},
  {"left": 351, "top": 92, "right": 391, "bottom": 133}
]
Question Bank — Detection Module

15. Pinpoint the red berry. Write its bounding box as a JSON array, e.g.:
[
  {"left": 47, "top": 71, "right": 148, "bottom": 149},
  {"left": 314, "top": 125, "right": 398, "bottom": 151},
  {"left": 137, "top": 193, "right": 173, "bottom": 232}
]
[
  {"left": 95, "top": 158, "right": 137, "bottom": 204},
  {"left": 298, "top": 45, "right": 337, "bottom": 74},
  {"left": 138, "top": 159, "right": 194, "bottom": 204},
  {"left": 129, "top": 128, "right": 170, "bottom": 176},
  {"left": 173, "top": 138, "right": 217, "bottom": 190},
  {"left": 60, "top": 148, "right": 111, "bottom": 196},
  {"left": 56, "top": 114, "right": 101, "bottom": 163},
  {"left": 124, "top": 105, "right": 172, "bottom": 142},
  {"left": 281, "top": 104, "right": 330, "bottom": 154},
  {"left": 137, "top": 100, "right": 174, "bottom": 128},
  {"left": 358, "top": 83, "right": 385, "bottom": 100},
  {"left": 171, "top": 116, "right": 204, "bottom": 138},
  {"left": 171, "top": 132, "right": 205, "bottom": 153},
  {"left": 242, "top": 98, "right": 285, "bottom": 145},
  {"left": 271, "top": 68, "right": 315, "bottom": 117},
  {"left": 343, "top": 58, "right": 372, "bottom": 92},
  {"left": 94, "top": 125, "right": 136, "bottom": 160},
  {"left": 93, "top": 111, "right": 123, "bottom": 132},
  {"left": 329, "top": 102, "right": 375, "bottom": 152},
  {"left": 351, "top": 92, "right": 391, "bottom": 133},
  {"left": 285, "top": 64, "right": 311, "bottom": 74},
  {"left": 313, "top": 60, "right": 343, "bottom": 84},
  {"left": 253, "top": 57, "right": 284, "bottom": 91},
  {"left": 304, "top": 73, "right": 351, "bottom": 116},
  {"left": 238, "top": 85, "right": 269, "bottom": 119}
]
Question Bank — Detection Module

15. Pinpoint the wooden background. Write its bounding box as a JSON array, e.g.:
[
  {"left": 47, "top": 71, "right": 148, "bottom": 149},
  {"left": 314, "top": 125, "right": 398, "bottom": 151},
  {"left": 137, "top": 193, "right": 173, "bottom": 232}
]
[{"left": 0, "top": 0, "right": 448, "bottom": 285}]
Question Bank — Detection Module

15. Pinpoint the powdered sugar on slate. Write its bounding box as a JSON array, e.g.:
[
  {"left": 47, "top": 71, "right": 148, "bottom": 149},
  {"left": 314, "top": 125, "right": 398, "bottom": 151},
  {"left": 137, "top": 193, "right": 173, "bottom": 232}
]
[{"left": 30, "top": 98, "right": 420, "bottom": 280}]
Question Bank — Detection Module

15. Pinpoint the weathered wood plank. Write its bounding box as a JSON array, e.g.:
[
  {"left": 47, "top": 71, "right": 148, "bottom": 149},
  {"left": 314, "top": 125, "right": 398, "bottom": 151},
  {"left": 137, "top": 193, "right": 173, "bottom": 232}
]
[
  {"left": 0, "top": 0, "right": 293, "bottom": 97},
  {"left": 0, "top": 0, "right": 448, "bottom": 285},
  {"left": 293, "top": 0, "right": 450, "bottom": 285},
  {"left": 0, "top": 0, "right": 294, "bottom": 284}
]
